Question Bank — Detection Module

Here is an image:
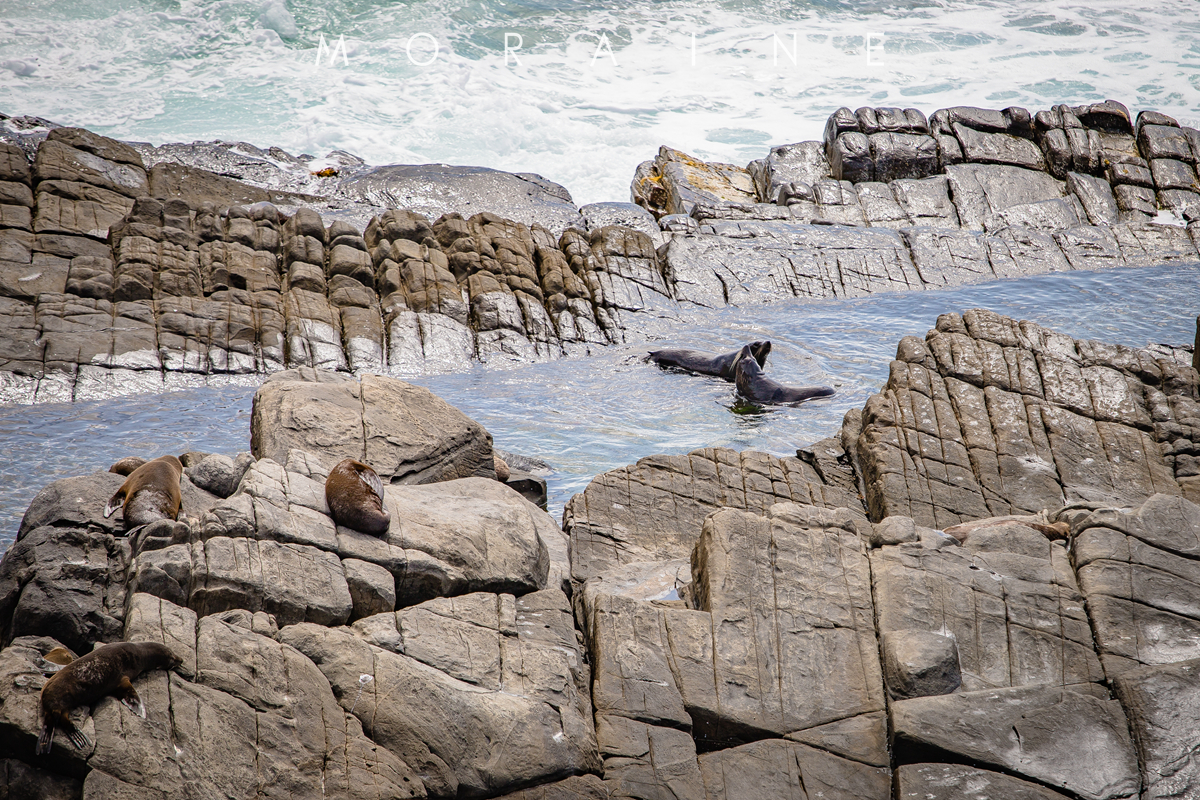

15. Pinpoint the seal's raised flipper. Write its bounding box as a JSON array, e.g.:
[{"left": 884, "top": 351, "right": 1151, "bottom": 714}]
[
  {"left": 104, "top": 487, "right": 127, "bottom": 518},
  {"left": 117, "top": 676, "right": 145, "bottom": 718}
]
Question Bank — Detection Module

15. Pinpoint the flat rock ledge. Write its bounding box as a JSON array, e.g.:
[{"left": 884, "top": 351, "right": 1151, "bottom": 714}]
[
  {"left": 4, "top": 313, "right": 1200, "bottom": 799},
  {"left": 3, "top": 99, "right": 1200, "bottom": 402}
]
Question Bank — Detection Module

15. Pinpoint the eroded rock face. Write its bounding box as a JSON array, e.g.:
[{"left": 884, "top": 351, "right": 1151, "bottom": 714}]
[
  {"left": 3, "top": 101, "right": 1199, "bottom": 403},
  {"left": 856, "top": 308, "right": 1192, "bottom": 528}
]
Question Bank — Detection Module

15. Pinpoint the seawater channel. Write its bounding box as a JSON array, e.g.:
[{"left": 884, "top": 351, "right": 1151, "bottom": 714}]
[{"left": 1, "top": 261, "right": 1197, "bottom": 553}]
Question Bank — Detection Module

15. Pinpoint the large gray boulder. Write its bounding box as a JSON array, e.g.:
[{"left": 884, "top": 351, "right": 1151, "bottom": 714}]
[{"left": 251, "top": 369, "right": 496, "bottom": 483}]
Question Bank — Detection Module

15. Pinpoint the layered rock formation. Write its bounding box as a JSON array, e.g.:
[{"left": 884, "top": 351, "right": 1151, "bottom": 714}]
[
  {"left": 2, "top": 99, "right": 1199, "bottom": 402},
  {"left": 3, "top": 311, "right": 1200, "bottom": 799}
]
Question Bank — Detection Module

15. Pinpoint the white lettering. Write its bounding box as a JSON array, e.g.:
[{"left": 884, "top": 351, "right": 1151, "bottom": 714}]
[
  {"left": 406, "top": 33, "right": 438, "bottom": 66},
  {"left": 592, "top": 32, "right": 616, "bottom": 66},
  {"left": 315, "top": 33, "right": 349, "bottom": 67},
  {"left": 505, "top": 32, "right": 523, "bottom": 66},
  {"left": 773, "top": 32, "right": 797, "bottom": 66}
]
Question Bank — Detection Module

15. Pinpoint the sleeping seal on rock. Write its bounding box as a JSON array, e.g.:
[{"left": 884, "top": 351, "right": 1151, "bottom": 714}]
[
  {"left": 37, "top": 641, "right": 181, "bottom": 754},
  {"left": 103, "top": 455, "right": 183, "bottom": 530},
  {"left": 733, "top": 344, "right": 834, "bottom": 404},
  {"left": 326, "top": 458, "right": 391, "bottom": 536},
  {"left": 648, "top": 340, "right": 772, "bottom": 382}
]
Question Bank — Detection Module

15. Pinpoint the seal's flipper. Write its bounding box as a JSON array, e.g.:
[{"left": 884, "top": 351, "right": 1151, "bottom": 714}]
[
  {"left": 64, "top": 721, "right": 91, "bottom": 751},
  {"left": 36, "top": 723, "right": 53, "bottom": 755},
  {"left": 103, "top": 489, "right": 125, "bottom": 518},
  {"left": 117, "top": 676, "right": 145, "bottom": 718}
]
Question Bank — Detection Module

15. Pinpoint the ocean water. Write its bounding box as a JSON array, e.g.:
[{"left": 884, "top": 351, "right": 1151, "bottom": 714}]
[
  {"left": 1, "top": 0, "right": 1198, "bottom": 205},
  {"left": 1, "top": 261, "right": 1197, "bottom": 553}
]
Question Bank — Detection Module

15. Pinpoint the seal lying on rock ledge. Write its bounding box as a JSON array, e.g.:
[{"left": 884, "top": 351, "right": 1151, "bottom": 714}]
[
  {"left": 103, "top": 455, "right": 183, "bottom": 530},
  {"left": 325, "top": 458, "right": 391, "bottom": 535},
  {"left": 648, "top": 341, "right": 772, "bottom": 381},
  {"left": 37, "top": 641, "right": 181, "bottom": 754},
  {"left": 734, "top": 344, "right": 834, "bottom": 404}
]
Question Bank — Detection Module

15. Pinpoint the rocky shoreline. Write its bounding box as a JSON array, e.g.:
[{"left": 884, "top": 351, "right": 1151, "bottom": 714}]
[
  {"left": 3, "top": 97, "right": 1200, "bottom": 799},
  {"left": 1, "top": 98, "right": 1199, "bottom": 403},
  {"left": 1, "top": 307, "right": 1200, "bottom": 799}
]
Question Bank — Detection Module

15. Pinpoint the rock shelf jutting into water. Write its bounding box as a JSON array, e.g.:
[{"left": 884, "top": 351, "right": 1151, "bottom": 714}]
[
  {"left": 1, "top": 98, "right": 1200, "bottom": 402},
  {"left": 1, "top": 308, "right": 1200, "bottom": 799}
]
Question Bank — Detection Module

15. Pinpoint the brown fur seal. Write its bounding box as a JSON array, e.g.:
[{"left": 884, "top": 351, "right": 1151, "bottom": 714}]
[
  {"left": 733, "top": 344, "right": 835, "bottom": 404},
  {"left": 109, "top": 456, "right": 147, "bottom": 476},
  {"left": 37, "top": 641, "right": 181, "bottom": 754},
  {"left": 103, "top": 455, "right": 183, "bottom": 529},
  {"left": 325, "top": 459, "right": 390, "bottom": 536},
  {"left": 648, "top": 341, "right": 772, "bottom": 382}
]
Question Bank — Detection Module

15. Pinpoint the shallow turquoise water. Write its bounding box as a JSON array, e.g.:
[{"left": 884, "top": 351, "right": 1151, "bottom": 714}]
[{"left": 2, "top": 260, "right": 1196, "bottom": 552}]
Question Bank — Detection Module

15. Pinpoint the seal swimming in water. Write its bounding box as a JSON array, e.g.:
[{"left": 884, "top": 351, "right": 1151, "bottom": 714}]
[
  {"left": 103, "top": 455, "right": 183, "bottom": 530},
  {"left": 326, "top": 459, "right": 390, "bottom": 536},
  {"left": 648, "top": 341, "right": 772, "bottom": 382},
  {"left": 37, "top": 641, "right": 181, "bottom": 754},
  {"left": 733, "top": 344, "right": 834, "bottom": 404}
]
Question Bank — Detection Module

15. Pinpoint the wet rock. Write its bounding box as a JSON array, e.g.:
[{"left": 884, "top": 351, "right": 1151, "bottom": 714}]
[
  {"left": 147, "top": 162, "right": 272, "bottom": 206},
  {"left": 251, "top": 369, "right": 495, "bottom": 483},
  {"left": 748, "top": 140, "right": 831, "bottom": 203},
  {"left": 580, "top": 202, "right": 658, "bottom": 238}
]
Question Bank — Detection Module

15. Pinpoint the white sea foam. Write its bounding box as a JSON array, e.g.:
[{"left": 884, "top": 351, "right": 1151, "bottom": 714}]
[{"left": 1, "top": 0, "right": 1197, "bottom": 205}]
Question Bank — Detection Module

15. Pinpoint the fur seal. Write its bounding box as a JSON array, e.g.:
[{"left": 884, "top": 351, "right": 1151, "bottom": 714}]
[
  {"left": 37, "top": 641, "right": 181, "bottom": 754},
  {"left": 733, "top": 344, "right": 834, "bottom": 404},
  {"left": 109, "top": 456, "right": 147, "bottom": 476},
  {"left": 325, "top": 459, "right": 390, "bottom": 536},
  {"left": 104, "top": 455, "right": 183, "bottom": 529},
  {"left": 648, "top": 341, "right": 772, "bottom": 382}
]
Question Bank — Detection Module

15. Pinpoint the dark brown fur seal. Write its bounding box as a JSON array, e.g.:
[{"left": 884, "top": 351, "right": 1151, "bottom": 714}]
[
  {"left": 733, "top": 344, "right": 835, "bottom": 404},
  {"left": 37, "top": 641, "right": 181, "bottom": 754},
  {"left": 104, "top": 455, "right": 183, "bottom": 529},
  {"left": 326, "top": 459, "right": 390, "bottom": 536},
  {"left": 648, "top": 341, "right": 772, "bottom": 382}
]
